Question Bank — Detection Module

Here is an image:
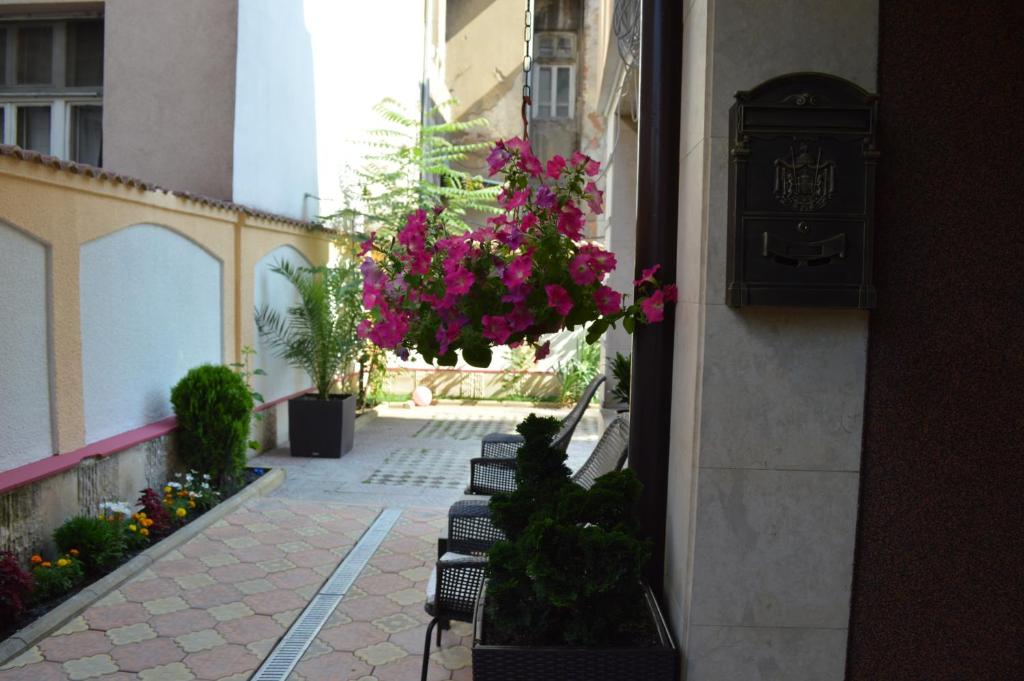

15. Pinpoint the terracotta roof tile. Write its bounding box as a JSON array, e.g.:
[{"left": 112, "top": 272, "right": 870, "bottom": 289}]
[{"left": 0, "top": 144, "right": 330, "bottom": 232}]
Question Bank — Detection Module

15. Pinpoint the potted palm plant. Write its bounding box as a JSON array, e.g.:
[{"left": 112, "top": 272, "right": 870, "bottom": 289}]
[{"left": 255, "top": 259, "right": 362, "bottom": 457}]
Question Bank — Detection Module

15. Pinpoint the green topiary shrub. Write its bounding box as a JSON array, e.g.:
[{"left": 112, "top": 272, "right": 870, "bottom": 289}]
[
  {"left": 486, "top": 414, "right": 652, "bottom": 647},
  {"left": 170, "top": 364, "right": 254, "bottom": 488},
  {"left": 53, "top": 516, "right": 125, "bottom": 575}
]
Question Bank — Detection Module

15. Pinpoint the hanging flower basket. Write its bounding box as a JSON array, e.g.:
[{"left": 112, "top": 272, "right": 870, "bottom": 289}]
[{"left": 359, "top": 138, "right": 676, "bottom": 367}]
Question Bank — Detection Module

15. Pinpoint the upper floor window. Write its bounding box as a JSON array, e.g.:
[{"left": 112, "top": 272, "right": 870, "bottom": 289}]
[
  {"left": 533, "top": 32, "right": 576, "bottom": 120},
  {"left": 0, "top": 17, "right": 104, "bottom": 165}
]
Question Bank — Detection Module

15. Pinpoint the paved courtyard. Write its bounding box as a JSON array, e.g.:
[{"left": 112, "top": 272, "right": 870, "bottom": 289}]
[{"left": 0, "top": 403, "right": 602, "bottom": 681}]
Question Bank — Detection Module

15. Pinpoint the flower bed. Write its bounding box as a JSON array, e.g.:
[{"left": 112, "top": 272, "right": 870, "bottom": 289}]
[{"left": 0, "top": 467, "right": 268, "bottom": 643}]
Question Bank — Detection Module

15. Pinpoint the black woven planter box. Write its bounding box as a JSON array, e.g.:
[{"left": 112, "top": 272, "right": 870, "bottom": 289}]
[
  {"left": 287, "top": 393, "right": 355, "bottom": 458},
  {"left": 472, "top": 583, "right": 677, "bottom": 680}
]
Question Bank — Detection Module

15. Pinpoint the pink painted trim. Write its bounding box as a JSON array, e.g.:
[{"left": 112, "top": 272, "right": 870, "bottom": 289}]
[
  {"left": 0, "top": 416, "right": 179, "bottom": 495},
  {"left": 253, "top": 386, "right": 314, "bottom": 413}
]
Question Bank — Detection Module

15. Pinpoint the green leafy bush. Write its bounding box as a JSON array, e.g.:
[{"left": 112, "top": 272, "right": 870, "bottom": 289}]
[
  {"left": 486, "top": 415, "right": 652, "bottom": 646},
  {"left": 0, "top": 551, "right": 33, "bottom": 618},
  {"left": 170, "top": 364, "right": 254, "bottom": 488},
  {"left": 611, "top": 352, "right": 631, "bottom": 405},
  {"left": 53, "top": 516, "right": 125, "bottom": 575},
  {"left": 31, "top": 555, "right": 84, "bottom": 603}
]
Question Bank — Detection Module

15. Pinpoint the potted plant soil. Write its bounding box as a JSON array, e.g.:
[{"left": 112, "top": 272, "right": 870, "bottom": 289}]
[
  {"left": 256, "top": 260, "right": 362, "bottom": 457},
  {"left": 472, "top": 416, "right": 677, "bottom": 680}
]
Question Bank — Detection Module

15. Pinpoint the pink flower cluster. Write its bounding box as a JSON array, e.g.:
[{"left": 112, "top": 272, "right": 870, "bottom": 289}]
[{"left": 361, "top": 138, "right": 676, "bottom": 367}]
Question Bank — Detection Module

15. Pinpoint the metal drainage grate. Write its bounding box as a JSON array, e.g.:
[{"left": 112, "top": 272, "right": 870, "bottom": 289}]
[{"left": 250, "top": 508, "right": 403, "bottom": 681}]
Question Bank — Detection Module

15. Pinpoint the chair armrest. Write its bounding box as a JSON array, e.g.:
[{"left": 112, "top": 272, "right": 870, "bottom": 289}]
[
  {"left": 481, "top": 433, "right": 524, "bottom": 458},
  {"left": 467, "top": 457, "right": 518, "bottom": 495},
  {"left": 448, "top": 500, "right": 505, "bottom": 555},
  {"left": 427, "top": 554, "right": 488, "bottom": 619}
]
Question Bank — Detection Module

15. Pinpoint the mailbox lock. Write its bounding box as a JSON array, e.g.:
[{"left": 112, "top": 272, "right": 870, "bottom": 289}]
[{"left": 797, "top": 221, "right": 810, "bottom": 234}]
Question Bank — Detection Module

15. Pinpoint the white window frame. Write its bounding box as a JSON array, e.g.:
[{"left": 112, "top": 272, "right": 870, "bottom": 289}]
[
  {"left": 533, "top": 64, "right": 576, "bottom": 121},
  {"left": 0, "top": 16, "right": 103, "bottom": 162}
]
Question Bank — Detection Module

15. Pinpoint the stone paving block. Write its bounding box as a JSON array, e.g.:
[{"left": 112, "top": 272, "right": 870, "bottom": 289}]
[
  {"left": 63, "top": 653, "right": 118, "bottom": 680},
  {"left": 271, "top": 607, "right": 303, "bottom": 628},
  {"left": 39, "top": 630, "right": 112, "bottom": 662},
  {"left": 256, "top": 557, "right": 295, "bottom": 573},
  {"left": 198, "top": 553, "right": 240, "bottom": 568},
  {"left": 52, "top": 616, "right": 89, "bottom": 636},
  {"left": 353, "top": 641, "right": 407, "bottom": 667},
  {"left": 244, "top": 638, "right": 278, "bottom": 659},
  {"left": 372, "top": 611, "right": 421, "bottom": 634},
  {"left": 182, "top": 583, "right": 243, "bottom": 609},
  {"left": 206, "top": 602, "right": 255, "bottom": 622},
  {"left": 173, "top": 573, "right": 216, "bottom": 591},
  {"left": 207, "top": 562, "right": 264, "bottom": 584},
  {"left": 137, "top": 661, "right": 196, "bottom": 680},
  {"left": 174, "top": 629, "right": 226, "bottom": 654},
  {"left": 84, "top": 602, "right": 150, "bottom": 630},
  {"left": 94, "top": 590, "right": 128, "bottom": 607},
  {"left": 243, "top": 588, "right": 307, "bottom": 616},
  {"left": 153, "top": 558, "right": 206, "bottom": 578},
  {"left": 357, "top": 572, "right": 413, "bottom": 596},
  {"left": 183, "top": 644, "right": 259, "bottom": 680},
  {"left": 295, "top": 651, "right": 372, "bottom": 681},
  {"left": 107, "top": 622, "right": 158, "bottom": 645},
  {"left": 150, "top": 609, "right": 217, "bottom": 638},
  {"left": 340, "top": 595, "right": 403, "bottom": 622},
  {"left": 398, "top": 565, "right": 432, "bottom": 582},
  {"left": 110, "top": 637, "right": 185, "bottom": 672},
  {"left": 267, "top": 567, "right": 322, "bottom": 590},
  {"left": 431, "top": 644, "right": 472, "bottom": 671},
  {"left": 222, "top": 536, "right": 260, "bottom": 550},
  {"left": 318, "top": 622, "right": 387, "bottom": 652},
  {"left": 234, "top": 577, "right": 275, "bottom": 595},
  {"left": 122, "top": 576, "right": 181, "bottom": 603},
  {"left": 143, "top": 596, "right": 189, "bottom": 616},
  {"left": 214, "top": 615, "right": 283, "bottom": 645},
  {"left": 386, "top": 587, "right": 425, "bottom": 607},
  {"left": 371, "top": 653, "right": 449, "bottom": 681}
]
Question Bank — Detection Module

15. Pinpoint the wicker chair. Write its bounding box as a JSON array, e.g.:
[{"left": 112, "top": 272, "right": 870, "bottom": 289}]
[
  {"left": 422, "top": 552, "right": 487, "bottom": 681},
  {"left": 448, "top": 414, "right": 631, "bottom": 555},
  {"left": 478, "top": 374, "right": 606, "bottom": 459}
]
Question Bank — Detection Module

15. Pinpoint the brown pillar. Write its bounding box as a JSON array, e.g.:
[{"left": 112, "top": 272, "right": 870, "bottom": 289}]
[{"left": 629, "top": 0, "right": 682, "bottom": 596}]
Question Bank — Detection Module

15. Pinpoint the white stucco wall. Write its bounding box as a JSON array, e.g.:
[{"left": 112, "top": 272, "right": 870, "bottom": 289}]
[
  {"left": 232, "top": 0, "right": 320, "bottom": 219},
  {"left": 252, "top": 245, "right": 313, "bottom": 404},
  {"left": 232, "top": 0, "right": 427, "bottom": 221},
  {"left": 0, "top": 222, "right": 54, "bottom": 472},
  {"left": 80, "top": 225, "right": 222, "bottom": 443}
]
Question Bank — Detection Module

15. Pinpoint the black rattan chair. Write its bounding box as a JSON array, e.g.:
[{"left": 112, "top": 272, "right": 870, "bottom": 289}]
[
  {"left": 422, "top": 552, "right": 487, "bottom": 681},
  {"left": 449, "top": 414, "right": 631, "bottom": 555},
  {"left": 478, "top": 374, "right": 606, "bottom": 459}
]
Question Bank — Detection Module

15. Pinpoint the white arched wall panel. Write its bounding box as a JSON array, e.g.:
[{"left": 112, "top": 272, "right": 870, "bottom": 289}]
[
  {"left": 253, "top": 245, "right": 312, "bottom": 404},
  {"left": 80, "top": 224, "right": 222, "bottom": 443},
  {"left": 0, "top": 222, "right": 54, "bottom": 471}
]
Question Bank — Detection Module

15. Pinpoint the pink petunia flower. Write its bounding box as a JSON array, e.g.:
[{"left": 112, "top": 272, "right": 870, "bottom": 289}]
[
  {"left": 569, "top": 253, "right": 598, "bottom": 285},
  {"left": 487, "top": 145, "right": 510, "bottom": 175},
  {"left": 557, "top": 202, "right": 585, "bottom": 240},
  {"left": 546, "top": 155, "right": 567, "bottom": 179},
  {"left": 535, "top": 186, "right": 557, "bottom": 210},
  {"left": 593, "top": 285, "right": 623, "bottom": 315},
  {"left": 359, "top": 232, "right": 376, "bottom": 257},
  {"left": 634, "top": 263, "right": 662, "bottom": 287},
  {"left": 502, "top": 254, "right": 533, "bottom": 289},
  {"left": 520, "top": 212, "right": 539, "bottom": 231},
  {"left": 545, "top": 284, "right": 574, "bottom": 317},
  {"left": 520, "top": 150, "right": 543, "bottom": 177},
  {"left": 663, "top": 284, "right": 679, "bottom": 302},
  {"left": 640, "top": 290, "right": 667, "bottom": 323},
  {"left": 585, "top": 181, "right": 604, "bottom": 215},
  {"left": 534, "top": 340, "right": 551, "bottom": 361},
  {"left": 507, "top": 305, "right": 535, "bottom": 333},
  {"left": 585, "top": 159, "right": 601, "bottom": 176},
  {"left": 481, "top": 315, "right": 512, "bottom": 344},
  {"left": 445, "top": 266, "right": 475, "bottom": 296}
]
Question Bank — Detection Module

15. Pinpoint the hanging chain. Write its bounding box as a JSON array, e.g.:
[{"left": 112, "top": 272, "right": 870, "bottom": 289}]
[{"left": 521, "top": 0, "right": 533, "bottom": 138}]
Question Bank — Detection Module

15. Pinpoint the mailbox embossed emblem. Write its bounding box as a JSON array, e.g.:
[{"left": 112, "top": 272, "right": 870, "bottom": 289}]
[
  {"left": 773, "top": 144, "right": 835, "bottom": 212},
  {"left": 726, "top": 73, "right": 879, "bottom": 309}
]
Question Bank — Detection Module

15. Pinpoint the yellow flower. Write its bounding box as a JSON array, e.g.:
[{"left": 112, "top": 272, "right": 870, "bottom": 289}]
[
  {"left": 138, "top": 512, "right": 147, "bottom": 519},
  {"left": 57, "top": 558, "right": 69, "bottom": 568},
  {"left": 128, "top": 524, "right": 137, "bottom": 532},
  {"left": 176, "top": 507, "right": 187, "bottom": 518},
  {"left": 140, "top": 528, "right": 149, "bottom": 537},
  {"left": 188, "top": 500, "right": 196, "bottom": 508},
  {"left": 164, "top": 486, "right": 172, "bottom": 493}
]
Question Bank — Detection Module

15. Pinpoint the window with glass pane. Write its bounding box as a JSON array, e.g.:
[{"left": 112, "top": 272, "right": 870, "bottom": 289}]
[
  {"left": 16, "top": 26, "right": 53, "bottom": 85},
  {"left": 556, "top": 36, "right": 573, "bottom": 58},
  {"left": 555, "top": 67, "right": 571, "bottom": 118},
  {"left": 537, "top": 35, "right": 554, "bottom": 59},
  {"left": 0, "top": 108, "right": 5, "bottom": 140},
  {"left": 70, "top": 105, "right": 101, "bottom": 165},
  {"left": 537, "top": 66, "right": 552, "bottom": 118},
  {"left": 67, "top": 21, "right": 103, "bottom": 86},
  {"left": 17, "top": 106, "right": 51, "bottom": 153}
]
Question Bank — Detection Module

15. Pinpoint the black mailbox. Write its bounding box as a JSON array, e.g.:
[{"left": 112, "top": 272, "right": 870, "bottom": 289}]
[{"left": 726, "top": 72, "right": 879, "bottom": 308}]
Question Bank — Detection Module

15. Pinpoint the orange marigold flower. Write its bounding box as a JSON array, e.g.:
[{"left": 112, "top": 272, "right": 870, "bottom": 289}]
[
  {"left": 142, "top": 518, "right": 154, "bottom": 528},
  {"left": 69, "top": 549, "right": 80, "bottom": 556},
  {"left": 41, "top": 561, "right": 52, "bottom": 568},
  {"left": 31, "top": 554, "right": 42, "bottom": 564},
  {"left": 140, "top": 528, "right": 149, "bottom": 537}
]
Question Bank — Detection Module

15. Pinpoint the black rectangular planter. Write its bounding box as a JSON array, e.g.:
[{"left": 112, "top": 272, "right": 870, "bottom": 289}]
[
  {"left": 472, "top": 583, "right": 677, "bottom": 680},
  {"left": 287, "top": 393, "right": 355, "bottom": 458}
]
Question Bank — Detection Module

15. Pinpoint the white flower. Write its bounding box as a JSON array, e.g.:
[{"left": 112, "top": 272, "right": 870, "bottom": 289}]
[
  {"left": 166, "top": 481, "right": 182, "bottom": 490},
  {"left": 201, "top": 482, "right": 210, "bottom": 489},
  {"left": 99, "top": 500, "right": 135, "bottom": 517},
  {"left": 185, "top": 473, "right": 193, "bottom": 482},
  {"left": 202, "top": 474, "right": 211, "bottom": 480}
]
